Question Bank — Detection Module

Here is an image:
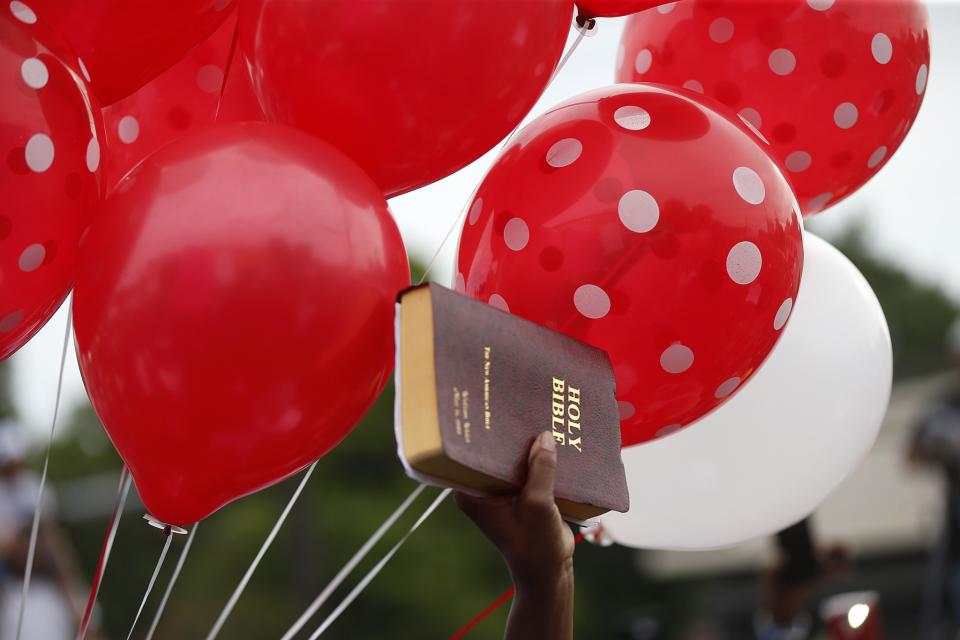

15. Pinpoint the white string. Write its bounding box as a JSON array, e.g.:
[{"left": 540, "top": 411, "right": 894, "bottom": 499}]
[
  {"left": 415, "top": 21, "right": 592, "bottom": 287},
  {"left": 205, "top": 461, "right": 318, "bottom": 640},
  {"left": 16, "top": 302, "right": 73, "bottom": 640},
  {"left": 280, "top": 483, "right": 428, "bottom": 640},
  {"left": 307, "top": 488, "right": 452, "bottom": 639},
  {"left": 125, "top": 531, "right": 174, "bottom": 640},
  {"left": 77, "top": 469, "right": 133, "bottom": 640},
  {"left": 144, "top": 523, "right": 199, "bottom": 640}
]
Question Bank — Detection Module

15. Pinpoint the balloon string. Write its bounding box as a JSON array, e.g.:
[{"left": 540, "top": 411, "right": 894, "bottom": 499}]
[
  {"left": 205, "top": 461, "right": 318, "bottom": 640},
  {"left": 306, "top": 487, "right": 451, "bottom": 639},
  {"left": 144, "top": 523, "right": 199, "bottom": 640},
  {"left": 77, "top": 467, "right": 133, "bottom": 640},
  {"left": 125, "top": 530, "right": 174, "bottom": 640},
  {"left": 15, "top": 302, "right": 73, "bottom": 640},
  {"left": 215, "top": 13, "right": 241, "bottom": 123},
  {"left": 415, "top": 19, "right": 593, "bottom": 287},
  {"left": 448, "top": 532, "right": 587, "bottom": 639},
  {"left": 279, "top": 483, "right": 428, "bottom": 640}
]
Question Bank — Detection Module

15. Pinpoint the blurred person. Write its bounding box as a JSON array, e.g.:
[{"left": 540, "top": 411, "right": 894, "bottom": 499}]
[
  {"left": 911, "top": 317, "right": 960, "bottom": 637},
  {"left": 457, "top": 431, "right": 575, "bottom": 640},
  {"left": 0, "top": 420, "right": 93, "bottom": 640},
  {"left": 755, "top": 518, "right": 852, "bottom": 640}
]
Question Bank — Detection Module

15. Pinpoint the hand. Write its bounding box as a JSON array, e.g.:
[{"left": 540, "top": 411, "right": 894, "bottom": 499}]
[
  {"left": 455, "top": 431, "right": 575, "bottom": 589},
  {"left": 456, "top": 431, "right": 575, "bottom": 640}
]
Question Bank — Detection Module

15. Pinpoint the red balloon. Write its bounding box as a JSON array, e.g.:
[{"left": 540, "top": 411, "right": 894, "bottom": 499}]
[
  {"left": 617, "top": 0, "right": 929, "bottom": 216},
  {"left": 73, "top": 123, "right": 410, "bottom": 525},
  {"left": 29, "top": 0, "right": 234, "bottom": 105},
  {"left": 102, "top": 13, "right": 262, "bottom": 189},
  {"left": 456, "top": 85, "right": 803, "bottom": 446},
  {"left": 1, "top": 7, "right": 104, "bottom": 360},
  {"left": 577, "top": 0, "right": 678, "bottom": 19},
  {"left": 240, "top": 0, "right": 573, "bottom": 197}
]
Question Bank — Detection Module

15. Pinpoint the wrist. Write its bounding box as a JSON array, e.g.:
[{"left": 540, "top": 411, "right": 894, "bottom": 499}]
[{"left": 512, "top": 557, "right": 574, "bottom": 596}]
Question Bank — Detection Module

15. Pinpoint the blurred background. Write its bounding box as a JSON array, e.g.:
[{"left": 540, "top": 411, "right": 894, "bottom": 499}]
[{"left": 2, "top": 3, "right": 959, "bottom": 640}]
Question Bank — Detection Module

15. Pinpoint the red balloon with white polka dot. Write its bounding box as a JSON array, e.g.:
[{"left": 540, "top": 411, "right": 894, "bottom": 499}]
[
  {"left": 101, "top": 12, "right": 262, "bottom": 189},
  {"left": 456, "top": 84, "right": 803, "bottom": 446},
  {"left": 1, "top": 3, "right": 104, "bottom": 360},
  {"left": 617, "top": 0, "right": 929, "bottom": 216}
]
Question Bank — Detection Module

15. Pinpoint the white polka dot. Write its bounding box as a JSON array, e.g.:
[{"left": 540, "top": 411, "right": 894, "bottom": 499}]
[
  {"left": 9, "top": 1, "right": 36, "bottom": 23},
  {"left": 714, "top": 376, "right": 741, "bottom": 399},
  {"left": 546, "top": 138, "right": 582, "bottom": 168},
  {"left": 196, "top": 64, "right": 224, "bottom": 93},
  {"left": 867, "top": 145, "right": 888, "bottom": 169},
  {"left": 18, "top": 243, "right": 45, "bottom": 272},
  {"left": 871, "top": 33, "right": 893, "bottom": 64},
  {"left": 24, "top": 133, "right": 54, "bottom": 172},
  {"left": 20, "top": 58, "right": 47, "bottom": 89},
  {"left": 726, "top": 241, "right": 762, "bottom": 285},
  {"left": 85, "top": 137, "right": 100, "bottom": 173},
  {"left": 118, "top": 115, "right": 140, "bottom": 144},
  {"left": 454, "top": 272, "right": 465, "bottom": 293},
  {"left": 618, "top": 190, "right": 659, "bottom": 233},
  {"left": 616, "top": 44, "right": 625, "bottom": 70},
  {"left": 682, "top": 79, "right": 704, "bottom": 93},
  {"left": 618, "top": 401, "right": 635, "bottom": 420},
  {"left": 503, "top": 217, "right": 529, "bottom": 251},
  {"left": 708, "top": 17, "right": 734, "bottom": 44},
  {"left": 634, "top": 49, "right": 652, "bottom": 74},
  {"left": 774, "top": 298, "right": 793, "bottom": 330},
  {"left": 732, "top": 167, "right": 765, "bottom": 205},
  {"left": 656, "top": 424, "right": 683, "bottom": 438},
  {"left": 833, "top": 102, "right": 858, "bottom": 129},
  {"left": 468, "top": 197, "right": 483, "bottom": 225},
  {"left": 660, "top": 344, "right": 694, "bottom": 374},
  {"left": 657, "top": 2, "right": 677, "bottom": 13},
  {"left": 807, "top": 0, "right": 834, "bottom": 10},
  {"left": 614, "top": 106, "right": 651, "bottom": 131},
  {"left": 916, "top": 64, "right": 928, "bottom": 95},
  {"left": 768, "top": 48, "right": 797, "bottom": 76},
  {"left": 77, "top": 57, "right": 91, "bottom": 83},
  {"left": 574, "top": 284, "right": 610, "bottom": 319},
  {"left": 0, "top": 311, "right": 24, "bottom": 333},
  {"left": 785, "top": 150, "right": 812, "bottom": 173},
  {"left": 738, "top": 107, "right": 762, "bottom": 129},
  {"left": 488, "top": 294, "right": 509, "bottom": 312},
  {"left": 806, "top": 192, "right": 833, "bottom": 212}
]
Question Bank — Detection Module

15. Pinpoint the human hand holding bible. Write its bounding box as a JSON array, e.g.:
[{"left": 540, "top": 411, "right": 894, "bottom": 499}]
[{"left": 456, "top": 431, "right": 575, "bottom": 640}]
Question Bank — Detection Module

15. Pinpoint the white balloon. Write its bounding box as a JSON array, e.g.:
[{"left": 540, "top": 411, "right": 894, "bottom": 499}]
[{"left": 601, "top": 233, "right": 892, "bottom": 549}]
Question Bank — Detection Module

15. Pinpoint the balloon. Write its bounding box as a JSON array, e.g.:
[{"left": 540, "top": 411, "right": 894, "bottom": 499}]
[
  {"left": 1, "top": 6, "right": 104, "bottom": 360},
  {"left": 617, "top": 0, "right": 929, "bottom": 216},
  {"left": 240, "top": 0, "right": 573, "bottom": 197},
  {"left": 73, "top": 123, "right": 410, "bottom": 525},
  {"left": 30, "top": 0, "right": 234, "bottom": 105},
  {"left": 456, "top": 84, "right": 803, "bottom": 446},
  {"left": 600, "top": 233, "right": 892, "bottom": 549},
  {"left": 577, "top": 0, "right": 679, "bottom": 19},
  {"left": 102, "top": 13, "right": 262, "bottom": 188}
]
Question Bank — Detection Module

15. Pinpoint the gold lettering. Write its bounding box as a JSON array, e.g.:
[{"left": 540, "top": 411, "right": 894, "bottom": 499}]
[
  {"left": 567, "top": 402, "right": 581, "bottom": 423},
  {"left": 552, "top": 431, "right": 566, "bottom": 445},
  {"left": 568, "top": 435, "right": 582, "bottom": 453},
  {"left": 567, "top": 386, "right": 580, "bottom": 404},
  {"left": 552, "top": 378, "right": 565, "bottom": 393}
]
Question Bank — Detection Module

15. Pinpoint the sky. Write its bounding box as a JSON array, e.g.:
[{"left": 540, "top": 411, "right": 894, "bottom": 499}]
[{"left": 9, "top": 2, "right": 960, "bottom": 439}]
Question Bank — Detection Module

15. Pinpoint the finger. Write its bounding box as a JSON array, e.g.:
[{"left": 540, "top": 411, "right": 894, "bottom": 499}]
[{"left": 521, "top": 431, "right": 558, "bottom": 512}]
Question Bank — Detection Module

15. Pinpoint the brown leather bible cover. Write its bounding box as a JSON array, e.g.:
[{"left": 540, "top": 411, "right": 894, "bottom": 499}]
[{"left": 401, "top": 283, "right": 629, "bottom": 517}]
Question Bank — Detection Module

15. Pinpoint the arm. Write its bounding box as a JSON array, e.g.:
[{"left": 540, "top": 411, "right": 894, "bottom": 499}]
[{"left": 456, "top": 431, "right": 575, "bottom": 640}]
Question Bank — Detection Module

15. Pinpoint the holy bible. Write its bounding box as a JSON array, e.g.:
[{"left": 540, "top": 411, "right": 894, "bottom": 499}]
[{"left": 394, "top": 283, "right": 629, "bottom": 522}]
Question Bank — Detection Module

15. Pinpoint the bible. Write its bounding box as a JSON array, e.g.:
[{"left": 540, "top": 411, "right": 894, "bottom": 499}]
[{"left": 394, "top": 283, "right": 629, "bottom": 522}]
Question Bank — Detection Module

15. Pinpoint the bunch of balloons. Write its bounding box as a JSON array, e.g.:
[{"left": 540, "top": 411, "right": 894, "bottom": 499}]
[{"left": 1, "top": 0, "right": 927, "bottom": 543}]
